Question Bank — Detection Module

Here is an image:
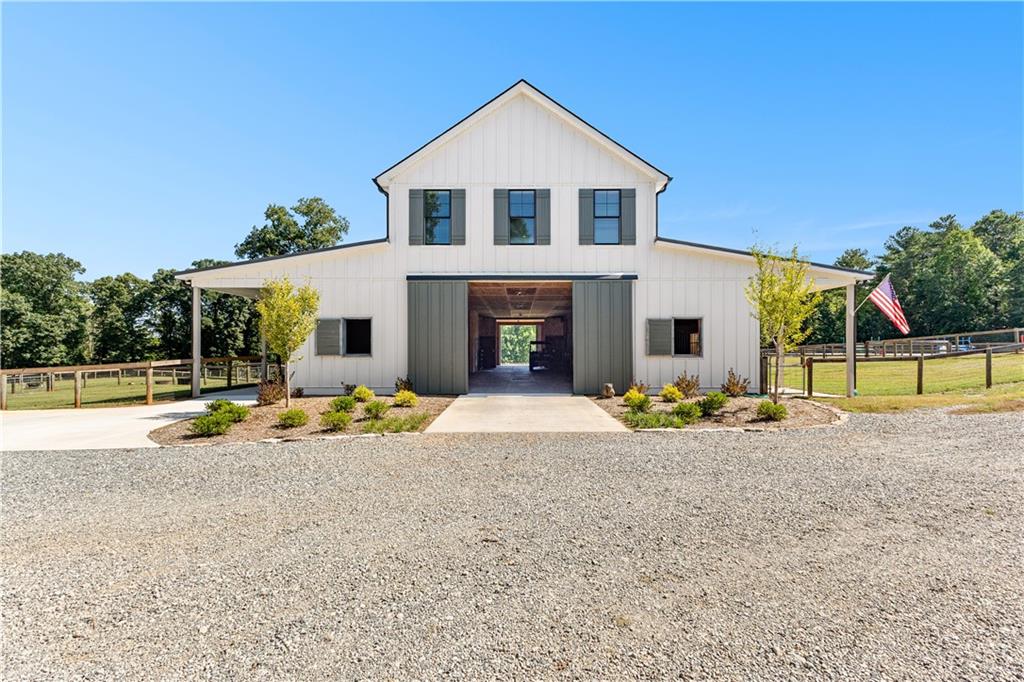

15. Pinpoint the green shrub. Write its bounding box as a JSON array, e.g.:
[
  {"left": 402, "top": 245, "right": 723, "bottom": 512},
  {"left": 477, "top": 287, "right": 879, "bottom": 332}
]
[
  {"left": 190, "top": 412, "right": 233, "bottom": 437},
  {"left": 394, "top": 376, "right": 414, "bottom": 393},
  {"left": 721, "top": 368, "right": 750, "bottom": 397},
  {"left": 622, "top": 388, "right": 651, "bottom": 412},
  {"left": 623, "top": 411, "right": 685, "bottom": 429},
  {"left": 363, "top": 400, "right": 390, "bottom": 420},
  {"left": 320, "top": 410, "right": 352, "bottom": 432},
  {"left": 352, "top": 385, "right": 375, "bottom": 403},
  {"left": 392, "top": 389, "right": 419, "bottom": 407},
  {"left": 206, "top": 400, "right": 249, "bottom": 423},
  {"left": 205, "top": 398, "right": 234, "bottom": 413},
  {"left": 257, "top": 380, "right": 286, "bottom": 406},
  {"left": 659, "top": 384, "right": 683, "bottom": 403},
  {"left": 673, "top": 372, "right": 701, "bottom": 398},
  {"left": 277, "top": 408, "right": 309, "bottom": 428},
  {"left": 671, "top": 402, "right": 702, "bottom": 425},
  {"left": 330, "top": 395, "right": 357, "bottom": 413},
  {"left": 362, "top": 412, "right": 429, "bottom": 434},
  {"left": 696, "top": 391, "right": 729, "bottom": 417},
  {"left": 756, "top": 400, "right": 788, "bottom": 421}
]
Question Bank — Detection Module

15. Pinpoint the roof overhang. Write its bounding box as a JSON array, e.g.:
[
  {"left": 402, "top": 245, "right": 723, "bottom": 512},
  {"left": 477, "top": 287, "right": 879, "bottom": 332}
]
[
  {"left": 174, "top": 238, "right": 389, "bottom": 282},
  {"left": 373, "top": 80, "right": 671, "bottom": 192}
]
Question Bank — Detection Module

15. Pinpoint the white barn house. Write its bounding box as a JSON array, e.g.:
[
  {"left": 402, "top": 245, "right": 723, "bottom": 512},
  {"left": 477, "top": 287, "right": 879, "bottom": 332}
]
[{"left": 177, "top": 80, "right": 869, "bottom": 396}]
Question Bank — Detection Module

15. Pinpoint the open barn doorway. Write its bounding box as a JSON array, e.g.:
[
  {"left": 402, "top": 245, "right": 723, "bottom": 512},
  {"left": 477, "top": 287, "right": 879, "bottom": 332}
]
[{"left": 467, "top": 281, "right": 572, "bottom": 394}]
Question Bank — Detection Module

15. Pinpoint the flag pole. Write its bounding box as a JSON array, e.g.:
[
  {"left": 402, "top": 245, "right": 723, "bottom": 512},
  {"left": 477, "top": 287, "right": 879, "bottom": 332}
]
[{"left": 854, "top": 274, "right": 887, "bottom": 314}]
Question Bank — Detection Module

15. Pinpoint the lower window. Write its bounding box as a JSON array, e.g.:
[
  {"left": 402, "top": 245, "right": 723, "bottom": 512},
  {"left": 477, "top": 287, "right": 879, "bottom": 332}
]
[
  {"left": 344, "top": 318, "right": 372, "bottom": 356},
  {"left": 673, "top": 318, "right": 701, "bottom": 356}
]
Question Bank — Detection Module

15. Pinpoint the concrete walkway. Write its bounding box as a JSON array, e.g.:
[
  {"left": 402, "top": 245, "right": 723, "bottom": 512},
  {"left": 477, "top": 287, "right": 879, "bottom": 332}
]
[
  {"left": 0, "top": 389, "right": 257, "bottom": 451},
  {"left": 425, "top": 395, "right": 627, "bottom": 433}
]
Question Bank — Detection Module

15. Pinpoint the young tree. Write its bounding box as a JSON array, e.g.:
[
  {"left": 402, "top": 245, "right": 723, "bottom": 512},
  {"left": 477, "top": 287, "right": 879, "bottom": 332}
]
[
  {"left": 745, "top": 246, "right": 823, "bottom": 403},
  {"left": 254, "top": 277, "right": 319, "bottom": 406}
]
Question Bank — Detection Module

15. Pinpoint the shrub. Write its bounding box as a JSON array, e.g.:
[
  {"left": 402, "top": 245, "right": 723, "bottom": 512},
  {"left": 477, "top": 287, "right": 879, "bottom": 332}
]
[
  {"left": 290, "top": 387, "right": 304, "bottom": 399},
  {"left": 190, "top": 412, "right": 233, "bottom": 437},
  {"left": 218, "top": 402, "right": 250, "bottom": 423},
  {"left": 659, "top": 384, "right": 683, "bottom": 403},
  {"left": 622, "top": 388, "right": 651, "bottom": 413},
  {"left": 721, "top": 368, "right": 750, "bottom": 397},
  {"left": 757, "top": 400, "right": 788, "bottom": 421},
  {"left": 696, "top": 391, "right": 729, "bottom": 417},
  {"left": 363, "top": 400, "right": 391, "bottom": 420},
  {"left": 671, "top": 402, "right": 702, "bottom": 425},
  {"left": 257, "top": 380, "right": 286, "bottom": 406},
  {"left": 342, "top": 383, "right": 356, "bottom": 396},
  {"left": 205, "top": 398, "right": 234, "bottom": 414},
  {"left": 352, "top": 385, "right": 375, "bottom": 403},
  {"left": 277, "top": 408, "right": 309, "bottom": 428},
  {"left": 623, "top": 411, "right": 687, "bottom": 429},
  {"left": 393, "top": 390, "right": 419, "bottom": 407},
  {"left": 673, "top": 372, "right": 701, "bottom": 398},
  {"left": 394, "top": 377, "right": 414, "bottom": 393},
  {"left": 628, "top": 380, "right": 650, "bottom": 395},
  {"left": 362, "top": 413, "right": 429, "bottom": 434},
  {"left": 329, "top": 395, "right": 357, "bottom": 413},
  {"left": 320, "top": 410, "right": 352, "bottom": 432}
]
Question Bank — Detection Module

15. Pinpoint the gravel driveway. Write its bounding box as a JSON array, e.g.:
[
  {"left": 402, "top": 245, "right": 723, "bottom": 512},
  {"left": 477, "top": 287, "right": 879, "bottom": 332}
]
[{"left": 3, "top": 410, "right": 1021, "bottom": 679}]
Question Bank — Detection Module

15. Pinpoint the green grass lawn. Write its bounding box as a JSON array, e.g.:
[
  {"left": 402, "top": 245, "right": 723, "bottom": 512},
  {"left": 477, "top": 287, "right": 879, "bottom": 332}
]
[
  {"left": 820, "top": 381, "right": 1024, "bottom": 414},
  {"left": 771, "top": 352, "right": 1024, "bottom": 396},
  {"left": 3, "top": 374, "right": 254, "bottom": 410}
]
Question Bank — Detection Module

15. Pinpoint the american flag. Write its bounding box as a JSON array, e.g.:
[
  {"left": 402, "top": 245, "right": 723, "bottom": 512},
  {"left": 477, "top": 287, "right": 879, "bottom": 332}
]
[{"left": 867, "top": 274, "right": 910, "bottom": 335}]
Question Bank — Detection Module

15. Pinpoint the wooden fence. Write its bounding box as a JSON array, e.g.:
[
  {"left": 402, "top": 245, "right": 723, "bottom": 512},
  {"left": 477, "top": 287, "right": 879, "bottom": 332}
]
[
  {"left": 796, "top": 327, "right": 1023, "bottom": 360},
  {"left": 0, "top": 356, "right": 266, "bottom": 410}
]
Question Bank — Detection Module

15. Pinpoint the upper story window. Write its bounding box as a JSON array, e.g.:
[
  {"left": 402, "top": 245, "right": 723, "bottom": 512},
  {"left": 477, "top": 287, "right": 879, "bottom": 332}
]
[
  {"left": 593, "top": 190, "right": 621, "bottom": 244},
  {"left": 424, "top": 190, "right": 451, "bottom": 245},
  {"left": 508, "top": 190, "right": 536, "bottom": 245}
]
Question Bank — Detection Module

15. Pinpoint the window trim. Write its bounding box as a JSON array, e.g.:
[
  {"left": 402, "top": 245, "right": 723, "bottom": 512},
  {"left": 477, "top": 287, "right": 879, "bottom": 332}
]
[
  {"left": 507, "top": 189, "right": 537, "bottom": 246},
  {"left": 672, "top": 317, "right": 703, "bottom": 358},
  {"left": 593, "top": 189, "right": 621, "bottom": 245},
  {"left": 423, "top": 189, "right": 452, "bottom": 246},
  {"left": 342, "top": 317, "right": 373, "bottom": 357}
]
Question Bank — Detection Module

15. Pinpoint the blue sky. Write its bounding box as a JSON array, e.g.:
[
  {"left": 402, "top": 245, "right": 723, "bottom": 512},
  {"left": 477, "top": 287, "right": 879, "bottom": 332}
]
[{"left": 3, "top": 2, "right": 1022, "bottom": 278}]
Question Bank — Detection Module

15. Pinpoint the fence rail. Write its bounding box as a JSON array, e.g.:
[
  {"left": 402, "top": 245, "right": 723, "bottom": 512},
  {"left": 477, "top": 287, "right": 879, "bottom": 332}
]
[
  {"left": 0, "top": 356, "right": 267, "bottom": 410},
  {"left": 794, "top": 327, "right": 1024, "bottom": 360}
]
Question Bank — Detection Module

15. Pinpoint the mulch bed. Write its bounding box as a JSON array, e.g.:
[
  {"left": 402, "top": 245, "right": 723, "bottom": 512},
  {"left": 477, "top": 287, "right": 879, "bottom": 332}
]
[
  {"left": 148, "top": 395, "right": 455, "bottom": 446},
  {"left": 591, "top": 394, "right": 841, "bottom": 430}
]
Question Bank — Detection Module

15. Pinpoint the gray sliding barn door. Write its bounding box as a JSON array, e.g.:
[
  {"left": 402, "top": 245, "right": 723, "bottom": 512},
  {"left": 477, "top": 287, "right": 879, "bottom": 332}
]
[
  {"left": 572, "top": 280, "right": 633, "bottom": 395},
  {"left": 407, "top": 280, "right": 469, "bottom": 395}
]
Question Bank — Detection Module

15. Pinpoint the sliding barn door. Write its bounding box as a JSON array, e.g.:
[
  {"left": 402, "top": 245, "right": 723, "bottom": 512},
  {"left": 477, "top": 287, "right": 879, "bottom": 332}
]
[
  {"left": 572, "top": 280, "right": 633, "bottom": 395},
  {"left": 407, "top": 280, "right": 469, "bottom": 395}
]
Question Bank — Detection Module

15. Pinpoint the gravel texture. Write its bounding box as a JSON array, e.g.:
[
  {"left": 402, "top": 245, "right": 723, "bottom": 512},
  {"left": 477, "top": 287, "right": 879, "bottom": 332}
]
[{"left": 2, "top": 409, "right": 1022, "bottom": 679}]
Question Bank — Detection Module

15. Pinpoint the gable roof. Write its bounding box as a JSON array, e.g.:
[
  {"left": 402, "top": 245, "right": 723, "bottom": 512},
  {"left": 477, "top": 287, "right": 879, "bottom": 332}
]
[{"left": 373, "top": 79, "right": 672, "bottom": 191}]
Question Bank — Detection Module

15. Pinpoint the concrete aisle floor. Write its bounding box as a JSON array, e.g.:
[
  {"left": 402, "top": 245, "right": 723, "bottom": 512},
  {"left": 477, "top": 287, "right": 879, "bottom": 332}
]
[
  {"left": 0, "top": 389, "right": 257, "bottom": 451},
  {"left": 425, "top": 395, "right": 627, "bottom": 433}
]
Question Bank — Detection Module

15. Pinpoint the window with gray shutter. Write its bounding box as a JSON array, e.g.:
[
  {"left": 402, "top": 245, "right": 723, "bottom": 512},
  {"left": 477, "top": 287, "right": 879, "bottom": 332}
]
[
  {"left": 620, "top": 188, "right": 636, "bottom": 245},
  {"left": 646, "top": 319, "right": 673, "bottom": 355},
  {"left": 578, "top": 188, "right": 594, "bottom": 245},
  {"left": 451, "top": 189, "right": 466, "bottom": 245},
  {"left": 536, "top": 189, "right": 551, "bottom": 245},
  {"left": 493, "top": 189, "right": 509, "bottom": 245},
  {"left": 408, "top": 189, "right": 424, "bottom": 245},
  {"left": 315, "top": 319, "right": 341, "bottom": 355}
]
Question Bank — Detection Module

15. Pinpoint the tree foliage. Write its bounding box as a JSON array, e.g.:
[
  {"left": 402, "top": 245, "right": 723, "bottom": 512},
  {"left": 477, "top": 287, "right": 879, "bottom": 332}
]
[
  {"left": 235, "top": 197, "right": 350, "bottom": 260},
  {"left": 254, "top": 277, "right": 320, "bottom": 406},
  {"left": 500, "top": 324, "right": 536, "bottom": 364},
  {"left": 88, "top": 273, "right": 156, "bottom": 362}
]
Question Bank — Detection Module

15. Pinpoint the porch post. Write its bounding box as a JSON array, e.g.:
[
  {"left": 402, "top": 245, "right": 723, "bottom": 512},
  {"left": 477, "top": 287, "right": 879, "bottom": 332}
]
[
  {"left": 260, "top": 335, "right": 269, "bottom": 381},
  {"left": 191, "top": 285, "right": 202, "bottom": 398},
  {"left": 845, "top": 283, "right": 855, "bottom": 398}
]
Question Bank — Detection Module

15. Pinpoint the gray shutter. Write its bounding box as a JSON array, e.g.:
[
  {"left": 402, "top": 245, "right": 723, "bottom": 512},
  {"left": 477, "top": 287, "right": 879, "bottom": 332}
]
[
  {"left": 646, "top": 319, "right": 673, "bottom": 355},
  {"left": 451, "top": 189, "right": 466, "bottom": 245},
  {"left": 493, "top": 189, "right": 509, "bottom": 245},
  {"left": 536, "top": 189, "right": 551, "bottom": 245},
  {"left": 316, "top": 319, "right": 341, "bottom": 355},
  {"left": 621, "top": 188, "right": 636, "bottom": 245},
  {"left": 409, "top": 189, "right": 424, "bottom": 246},
  {"left": 579, "top": 189, "right": 594, "bottom": 245}
]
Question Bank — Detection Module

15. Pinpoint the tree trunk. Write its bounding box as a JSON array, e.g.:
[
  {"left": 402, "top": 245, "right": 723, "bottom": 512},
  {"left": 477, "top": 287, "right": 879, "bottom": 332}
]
[
  {"left": 284, "top": 360, "right": 291, "bottom": 408},
  {"left": 774, "top": 342, "right": 784, "bottom": 404}
]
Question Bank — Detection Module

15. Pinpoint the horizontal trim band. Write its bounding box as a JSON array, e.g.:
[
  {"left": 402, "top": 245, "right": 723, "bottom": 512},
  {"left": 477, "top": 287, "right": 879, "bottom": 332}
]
[{"left": 406, "top": 273, "right": 638, "bottom": 281}]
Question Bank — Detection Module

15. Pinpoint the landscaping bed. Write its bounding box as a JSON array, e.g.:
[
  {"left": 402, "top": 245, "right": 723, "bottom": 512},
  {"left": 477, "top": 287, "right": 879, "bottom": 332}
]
[
  {"left": 592, "top": 394, "right": 840, "bottom": 430},
  {"left": 148, "top": 395, "right": 454, "bottom": 445}
]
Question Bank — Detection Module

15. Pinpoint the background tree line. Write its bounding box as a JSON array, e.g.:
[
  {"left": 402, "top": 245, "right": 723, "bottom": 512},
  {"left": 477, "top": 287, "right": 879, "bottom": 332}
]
[
  {"left": 1, "top": 197, "right": 348, "bottom": 369},
  {"left": 806, "top": 209, "right": 1023, "bottom": 344}
]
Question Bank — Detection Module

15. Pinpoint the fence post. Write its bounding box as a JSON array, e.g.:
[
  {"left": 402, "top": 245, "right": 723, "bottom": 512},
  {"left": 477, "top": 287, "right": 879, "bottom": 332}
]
[
  {"left": 146, "top": 365, "right": 154, "bottom": 405},
  {"left": 0, "top": 374, "right": 7, "bottom": 410},
  {"left": 759, "top": 354, "right": 769, "bottom": 395},
  {"left": 47, "top": 373, "right": 54, "bottom": 392},
  {"left": 74, "top": 371, "right": 83, "bottom": 408},
  {"left": 117, "top": 369, "right": 122, "bottom": 385},
  {"left": 916, "top": 355, "right": 924, "bottom": 395},
  {"left": 227, "top": 360, "right": 233, "bottom": 388},
  {"left": 985, "top": 348, "right": 993, "bottom": 389},
  {"left": 806, "top": 358, "right": 814, "bottom": 398}
]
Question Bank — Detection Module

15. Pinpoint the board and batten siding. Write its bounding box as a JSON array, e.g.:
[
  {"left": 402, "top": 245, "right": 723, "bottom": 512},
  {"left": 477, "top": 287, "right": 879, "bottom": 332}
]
[{"left": 183, "top": 90, "right": 769, "bottom": 394}]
